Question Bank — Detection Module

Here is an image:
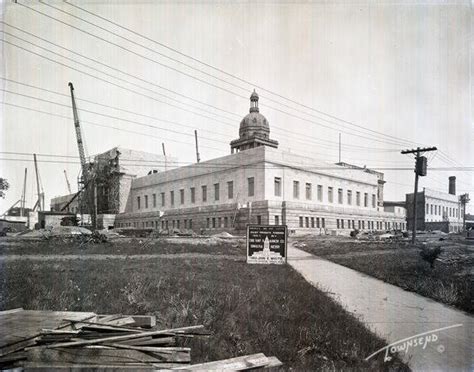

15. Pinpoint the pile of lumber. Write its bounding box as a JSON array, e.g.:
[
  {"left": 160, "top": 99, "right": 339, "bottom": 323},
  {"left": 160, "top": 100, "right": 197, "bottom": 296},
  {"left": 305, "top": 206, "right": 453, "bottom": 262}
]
[{"left": 0, "top": 309, "right": 282, "bottom": 370}]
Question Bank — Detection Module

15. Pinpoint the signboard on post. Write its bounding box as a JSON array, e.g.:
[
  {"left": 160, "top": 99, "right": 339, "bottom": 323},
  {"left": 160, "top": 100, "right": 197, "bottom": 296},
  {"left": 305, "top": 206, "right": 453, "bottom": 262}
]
[{"left": 247, "top": 225, "right": 287, "bottom": 265}]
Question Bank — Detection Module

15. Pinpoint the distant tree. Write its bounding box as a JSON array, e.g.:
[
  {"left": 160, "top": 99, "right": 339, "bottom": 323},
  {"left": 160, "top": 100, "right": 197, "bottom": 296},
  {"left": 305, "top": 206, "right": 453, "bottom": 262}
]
[{"left": 0, "top": 178, "right": 9, "bottom": 199}]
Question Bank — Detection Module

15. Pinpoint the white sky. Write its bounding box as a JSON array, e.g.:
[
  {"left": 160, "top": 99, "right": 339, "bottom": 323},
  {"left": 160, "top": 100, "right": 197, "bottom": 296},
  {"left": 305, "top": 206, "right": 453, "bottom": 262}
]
[{"left": 1, "top": 0, "right": 473, "bottom": 213}]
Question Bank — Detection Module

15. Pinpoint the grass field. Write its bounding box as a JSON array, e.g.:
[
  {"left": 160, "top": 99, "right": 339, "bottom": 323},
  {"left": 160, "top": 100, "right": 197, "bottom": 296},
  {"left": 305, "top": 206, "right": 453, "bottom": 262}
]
[
  {"left": 295, "top": 235, "right": 473, "bottom": 313},
  {"left": 0, "top": 238, "right": 408, "bottom": 371}
]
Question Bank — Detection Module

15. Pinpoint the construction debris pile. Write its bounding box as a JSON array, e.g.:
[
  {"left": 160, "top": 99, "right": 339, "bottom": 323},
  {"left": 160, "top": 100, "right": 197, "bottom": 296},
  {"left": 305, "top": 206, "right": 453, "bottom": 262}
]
[{"left": 0, "top": 309, "right": 282, "bottom": 370}]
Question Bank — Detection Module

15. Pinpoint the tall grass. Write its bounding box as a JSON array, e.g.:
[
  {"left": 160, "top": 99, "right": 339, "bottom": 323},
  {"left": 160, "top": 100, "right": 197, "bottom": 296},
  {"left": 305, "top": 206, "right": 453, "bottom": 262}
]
[{"left": 0, "top": 255, "right": 407, "bottom": 371}]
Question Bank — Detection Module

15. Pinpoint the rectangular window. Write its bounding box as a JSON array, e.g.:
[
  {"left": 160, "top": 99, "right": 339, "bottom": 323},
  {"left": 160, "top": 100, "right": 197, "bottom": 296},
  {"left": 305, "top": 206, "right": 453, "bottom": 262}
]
[
  {"left": 356, "top": 191, "right": 361, "bottom": 206},
  {"left": 165, "top": 220, "right": 168, "bottom": 229},
  {"left": 180, "top": 189, "right": 184, "bottom": 204},
  {"left": 177, "top": 220, "right": 180, "bottom": 229},
  {"left": 145, "top": 195, "right": 149, "bottom": 209},
  {"left": 137, "top": 196, "right": 141, "bottom": 210},
  {"left": 189, "top": 219, "right": 192, "bottom": 229},
  {"left": 338, "top": 188, "right": 343, "bottom": 204},
  {"left": 161, "top": 220, "right": 165, "bottom": 230},
  {"left": 206, "top": 218, "right": 210, "bottom": 228},
  {"left": 214, "top": 183, "right": 220, "bottom": 201},
  {"left": 311, "top": 217, "right": 315, "bottom": 228},
  {"left": 305, "top": 216, "right": 309, "bottom": 228},
  {"left": 321, "top": 218, "right": 325, "bottom": 228},
  {"left": 227, "top": 181, "right": 233, "bottom": 199},
  {"left": 316, "top": 217, "right": 320, "bottom": 228},
  {"left": 153, "top": 194, "right": 156, "bottom": 207},
  {"left": 372, "top": 194, "right": 376, "bottom": 208},
  {"left": 358, "top": 220, "right": 361, "bottom": 229},
  {"left": 248, "top": 177, "right": 255, "bottom": 197},
  {"left": 172, "top": 220, "right": 175, "bottom": 229},
  {"left": 328, "top": 187, "right": 334, "bottom": 203},
  {"left": 218, "top": 217, "right": 222, "bottom": 227},
  {"left": 274, "top": 177, "right": 281, "bottom": 197},
  {"left": 317, "top": 185, "right": 323, "bottom": 201},
  {"left": 161, "top": 192, "right": 165, "bottom": 207},
  {"left": 293, "top": 181, "right": 300, "bottom": 199},
  {"left": 306, "top": 183, "right": 312, "bottom": 200},
  {"left": 202, "top": 185, "right": 207, "bottom": 202},
  {"left": 347, "top": 190, "right": 352, "bottom": 205},
  {"left": 191, "top": 187, "right": 195, "bottom": 203},
  {"left": 341, "top": 219, "right": 345, "bottom": 229},
  {"left": 362, "top": 221, "right": 365, "bottom": 229},
  {"left": 170, "top": 191, "right": 174, "bottom": 206},
  {"left": 299, "top": 216, "right": 303, "bottom": 227},
  {"left": 426, "top": 204, "right": 429, "bottom": 214},
  {"left": 184, "top": 219, "right": 188, "bottom": 229},
  {"left": 364, "top": 193, "right": 368, "bottom": 207},
  {"left": 275, "top": 215, "right": 279, "bottom": 225},
  {"left": 352, "top": 220, "right": 355, "bottom": 229},
  {"left": 257, "top": 215, "right": 262, "bottom": 224},
  {"left": 337, "top": 219, "right": 340, "bottom": 229},
  {"left": 212, "top": 217, "right": 216, "bottom": 228},
  {"left": 224, "top": 216, "right": 228, "bottom": 227}
]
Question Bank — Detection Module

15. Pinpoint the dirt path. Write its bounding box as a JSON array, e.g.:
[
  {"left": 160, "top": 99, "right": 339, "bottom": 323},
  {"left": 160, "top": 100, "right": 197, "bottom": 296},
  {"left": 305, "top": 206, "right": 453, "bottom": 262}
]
[
  {"left": 288, "top": 245, "right": 473, "bottom": 371},
  {"left": 0, "top": 253, "right": 244, "bottom": 262}
]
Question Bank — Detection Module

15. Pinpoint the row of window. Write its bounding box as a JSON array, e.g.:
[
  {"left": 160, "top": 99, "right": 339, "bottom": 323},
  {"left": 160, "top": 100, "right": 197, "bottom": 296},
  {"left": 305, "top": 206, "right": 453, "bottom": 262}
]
[
  {"left": 426, "top": 203, "right": 460, "bottom": 218},
  {"left": 136, "top": 178, "right": 255, "bottom": 210},
  {"left": 278, "top": 178, "right": 376, "bottom": 207},
  {"left": 299, "top": 216, "right": 405, "bottom": 230},
  {"left": 117, "top": 219, "right": 194, "bottom": 230}
]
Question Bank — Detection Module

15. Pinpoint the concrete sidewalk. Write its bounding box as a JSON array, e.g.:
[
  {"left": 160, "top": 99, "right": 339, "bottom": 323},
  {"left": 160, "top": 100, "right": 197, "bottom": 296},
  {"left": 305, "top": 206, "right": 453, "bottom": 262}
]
[{"left": 288, "top": 246, "right": 473, "bottom": 371}]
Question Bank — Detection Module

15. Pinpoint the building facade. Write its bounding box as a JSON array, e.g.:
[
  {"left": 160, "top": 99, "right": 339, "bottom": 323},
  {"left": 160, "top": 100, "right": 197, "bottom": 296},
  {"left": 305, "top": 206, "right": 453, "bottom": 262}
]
[
  {"left": 405, "top": 184, "right": 464, "bottom": 233},
  {"left": 115, "top": 92, "right": 406, "bottom": 233}
]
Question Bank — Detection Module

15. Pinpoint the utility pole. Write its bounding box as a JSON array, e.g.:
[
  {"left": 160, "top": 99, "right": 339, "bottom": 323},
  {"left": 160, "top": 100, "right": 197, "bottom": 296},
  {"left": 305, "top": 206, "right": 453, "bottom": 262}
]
[
  {"left": 401, "top": 146, "right": 437, "bottom": 243},
  {"left": 195, "top": 130, "right": 200, "bottom": 163},
  {"left": 162, "top": 142, "right": 167, "bottom": 171},
  {"left": 460, "top": 193, "right": 470, "bottom": 232}
]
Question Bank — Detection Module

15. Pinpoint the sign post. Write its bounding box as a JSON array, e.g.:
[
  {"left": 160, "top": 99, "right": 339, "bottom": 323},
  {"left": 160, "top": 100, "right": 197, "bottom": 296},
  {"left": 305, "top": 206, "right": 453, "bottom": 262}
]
[{"left": 247, "top": 225, "right": 287, "bottom": 265}]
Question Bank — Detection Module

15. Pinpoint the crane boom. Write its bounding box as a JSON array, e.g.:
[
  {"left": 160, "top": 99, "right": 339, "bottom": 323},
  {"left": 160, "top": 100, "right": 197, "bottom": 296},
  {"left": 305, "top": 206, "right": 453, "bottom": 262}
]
[
  {"left": 33, "top": 154, "right": 42, "bottom": 211},
  {"left": 68, "top": 82, "right": 96, "bottom": 229},
  {"left": 64, "top": 170, "right": 72, "bottom": 194},
  {"left": 68, "top": 82, "right": 88, "bottom": 181},
  {"left": 21, "top": 168, "right": 27, "bottom": 216}
]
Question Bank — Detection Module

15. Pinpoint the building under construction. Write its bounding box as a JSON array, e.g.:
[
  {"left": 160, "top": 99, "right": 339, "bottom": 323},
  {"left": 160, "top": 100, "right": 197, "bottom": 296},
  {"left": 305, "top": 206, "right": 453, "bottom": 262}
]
[{"left": 50, "top": 147, "right": 175, "bottom": 229}]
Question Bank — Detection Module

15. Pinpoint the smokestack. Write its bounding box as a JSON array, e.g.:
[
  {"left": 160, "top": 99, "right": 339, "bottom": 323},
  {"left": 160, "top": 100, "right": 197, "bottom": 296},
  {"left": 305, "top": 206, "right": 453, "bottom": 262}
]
[{"left": 449, "top": 176, "right": 456, "bottom": 195}]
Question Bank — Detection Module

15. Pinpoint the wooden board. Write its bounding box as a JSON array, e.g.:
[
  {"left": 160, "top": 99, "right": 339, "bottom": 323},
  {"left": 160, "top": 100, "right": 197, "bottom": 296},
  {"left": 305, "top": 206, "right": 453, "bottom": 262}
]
[
  {"left": 0, "top": 310, "right": 96, "bottom": 353},
  {"left": 170, "top": 353, "right": 271, "bottom": 370}
]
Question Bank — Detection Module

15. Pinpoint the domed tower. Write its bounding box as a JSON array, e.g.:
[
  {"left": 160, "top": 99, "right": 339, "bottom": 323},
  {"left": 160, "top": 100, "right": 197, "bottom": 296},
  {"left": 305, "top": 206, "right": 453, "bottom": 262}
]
[{"left": 230, "top": 90, "right": 279, "bottom": 153}]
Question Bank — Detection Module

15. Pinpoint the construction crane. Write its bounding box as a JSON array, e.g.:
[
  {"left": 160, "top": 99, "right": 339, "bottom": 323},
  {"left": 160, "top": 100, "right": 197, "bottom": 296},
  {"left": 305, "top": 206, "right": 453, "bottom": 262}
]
[
  {"left": 64, "top": 170, "right": 72, "bottom": 194},
  {"left": 68, "top": 82, "right": 96, "bottom": 229},
  {"left": 20, "top": 168, "right": 27, "bottom": 217},
  {"left": 33, "top": 154, "right": 44, "bottom": 211}
]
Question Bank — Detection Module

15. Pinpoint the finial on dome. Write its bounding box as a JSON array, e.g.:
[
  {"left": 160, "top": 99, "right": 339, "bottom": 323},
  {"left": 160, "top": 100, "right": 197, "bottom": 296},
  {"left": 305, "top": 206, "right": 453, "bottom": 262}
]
[{"left": 249, "top": 90, "right": 259, "bottom": 113}]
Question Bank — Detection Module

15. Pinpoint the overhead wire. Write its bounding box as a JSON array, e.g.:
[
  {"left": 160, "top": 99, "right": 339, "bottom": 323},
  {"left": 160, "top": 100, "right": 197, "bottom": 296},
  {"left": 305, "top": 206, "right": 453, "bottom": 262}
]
[{"left": 15, "top": 1, "right": 426, "bottom": 148}]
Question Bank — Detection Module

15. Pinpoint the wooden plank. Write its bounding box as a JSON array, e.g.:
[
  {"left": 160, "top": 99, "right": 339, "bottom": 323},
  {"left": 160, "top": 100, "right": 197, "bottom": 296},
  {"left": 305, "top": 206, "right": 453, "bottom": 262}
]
[
  {"left": 120, "top": 337, "right": 176, "bottom": 346},
  {"left": 22, "top": 362, "right": 183, "bottom": 370},
  {"left": 25, "top": 347, "right": 169, "bottom": 364},
  {"left": 0, "top": 337, "right": 38, "bottom": 357},
  {"left": 0, "top": 308, "right": 24, "bottom": 315},
  {"left": 130, "top": 315, "right": 156, "bottom": 328},
  {"left": 102, "top": 344, "right": 191, "bottom": 363},
  {"left": 45, "top": 325, "right": 204, "bottom": 348},
  {"left": 171, "top": 353, "right": 270, "bottom": 370},
  {"left": 262, "top": 356, "right": 283, "bottom": 369}
]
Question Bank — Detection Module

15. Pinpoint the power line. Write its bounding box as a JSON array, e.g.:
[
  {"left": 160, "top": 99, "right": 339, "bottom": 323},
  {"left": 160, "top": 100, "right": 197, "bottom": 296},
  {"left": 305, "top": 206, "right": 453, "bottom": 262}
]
[
  {"left": 59, "top": 1, "right": 429, "bottom": 149},
  {"left": 0, "top": 30, "right": 412, "bottom": 150},
  {"left": 1, "top": 156, "right": 472, "bottom": 171},
  {"left": 15, "top": 2, "right": 425, "bottom": 148},
  {"left": 0, "top": 100, "right": 226, "bottom": 152}
]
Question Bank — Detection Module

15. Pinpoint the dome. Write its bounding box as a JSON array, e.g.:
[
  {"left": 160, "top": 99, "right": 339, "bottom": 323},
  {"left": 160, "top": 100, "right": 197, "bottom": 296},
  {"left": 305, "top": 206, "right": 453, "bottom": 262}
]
[
  {"left": 230, "top": 90, "right": 279, "bottom": 153},
  {"left": 239, "top": 90, "right": 270, "bottom": 138},
  {"left": 239, "top": 111, "right": 270, "bottom": 138}
]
